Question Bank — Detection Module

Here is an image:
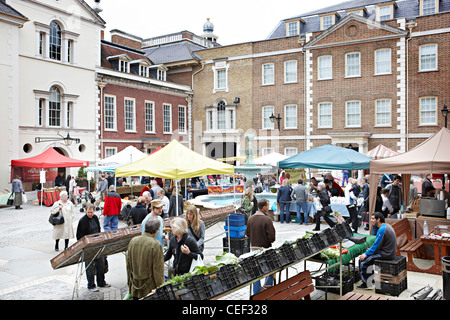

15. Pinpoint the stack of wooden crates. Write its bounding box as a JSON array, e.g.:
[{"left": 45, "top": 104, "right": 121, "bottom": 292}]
[{"left": 374, "top": 255, "right": 407, "bottom": 296}]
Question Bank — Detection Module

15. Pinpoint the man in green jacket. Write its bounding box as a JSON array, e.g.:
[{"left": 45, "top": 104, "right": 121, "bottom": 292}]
[{"left": 126, "top": 217, "right": 165, "bottom": 299}]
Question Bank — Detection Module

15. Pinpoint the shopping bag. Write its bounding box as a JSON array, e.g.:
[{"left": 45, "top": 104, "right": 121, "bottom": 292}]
[
  {"left": 189, "top": 255, "right": 204, "bottom": 273},
  {"left": 22, "top": 193, "right": 27, "bottom": 204}
]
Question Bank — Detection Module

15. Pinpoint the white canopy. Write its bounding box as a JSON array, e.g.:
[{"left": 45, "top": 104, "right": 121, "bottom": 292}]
[
  {"left": 253, "top": 152, "right": 288, "bottom": 166},
  {"left": 98, "top": 146, "right": 147, "bottom": 166}
]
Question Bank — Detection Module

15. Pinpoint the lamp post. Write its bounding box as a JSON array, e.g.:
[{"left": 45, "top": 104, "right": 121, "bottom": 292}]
[
  {"left": 35, "top": 132, "right": 80, "bottom": 146},
  {"left": 441, "top": 105, "right": 448, "bottom": 128},
  {"left": 269, "top": 113, "right": 282, "bottom": 130}
]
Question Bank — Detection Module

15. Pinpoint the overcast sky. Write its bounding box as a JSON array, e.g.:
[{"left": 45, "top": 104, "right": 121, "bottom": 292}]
[{"left": 86, "top": 0, "right": 345, "bottom": 46}]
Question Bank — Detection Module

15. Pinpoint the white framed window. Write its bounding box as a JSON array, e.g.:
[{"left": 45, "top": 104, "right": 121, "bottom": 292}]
[
  {"left": 285, "top": 148, "right": 298, "bottom": 157},
  {"left": 213, "top": 61, "right": 229, "bottom": 93},
  {"left": 318, "top": 56, "right": 332, "bottom": 80},
  {"left": 318, "top": 102, "right": 332, "bottom": 128},
  {"left": 207, "top": 110, "right": 214, "bottom": 130},
  {"left": 217, "top": 101, "right": 226, "bottom": 130},
  {"left": 284, "top": 60, "right": 297, "bottom": 83},
  {"left": 163, "top": 103, "right": 172, "bottom": 133},
  {"left": 145, "top": 101, "right": 155, "bottom": 133},
  {"left": 420, "top": 44, "right": 437, "bottom": 71},
  {"left": 67, "top": 40, "right": 73, "bottom": 63},
  {"left": 284, "top": 105, "right": 297, "bottom": 129},
  {"left": 345, "top": 52, "right": 360, "bottom": 77},
  {"left": 124, "top": 98, "right": 135, "bottom": 132},
  {"left": 421, "top": 0, "right": 437, "bottom": 15},
  {"left": 375, "top": 99, "right": 391, "bottom": 126},
  {"left": 262, "top": 106, "right": 275, "bottom": 130},
  {"left": 262, "top": 63, "right": 274, "bottom": 85},
  {"left": 38, "top": 99, "right": 44, "bottom": 126},
  {"left": 377, "top": 5, "right": 393, "bottom": 21},
  {"left": 49, "top": 21, "right": 62, "bottom": 61},
  {"left": 346, "top": 101, "right": 361, "bottom": 127},
  {"left": 104, "top": 95, "right": 116, "bottom": 131},
  {"left": 375, "top": 49, "right": 391, "bottom": 75},
  {"left": 321, "top": 15, "right": 334, "bottom": 30},
  {"left": 178, "top": 105, "right": 186, "bottom": 134},
  {"left": 119, "top": 59, "right": 129, "bottom": 73},
  {"left": 262, "top": 148, "right": 274, "bottom": 156},
  {"left": 287, "top": 21, "right": 299, "bottom": 36},
  {"left": 140, "top": 65, "right": 149, "bottom": 77},
  {"left": 420, "top": 97, "right": 437, "bottom": 125},
  {"left": 105, "top": 147, "right": 117, "bottom": 158},
  {"left": 48, "top": 86, "right": 61, "bottom": 127},
  {"left": 157, "top": 69, "right": 166, "bottom": 81}
]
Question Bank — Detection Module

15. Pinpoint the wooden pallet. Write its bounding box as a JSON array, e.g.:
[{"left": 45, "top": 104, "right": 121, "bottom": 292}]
[
  {"left": 375, "top": 269, "right": 407, "bottom": 284},
  {"left": 339, "top": 292, "right": 390, "bottom": 300}
]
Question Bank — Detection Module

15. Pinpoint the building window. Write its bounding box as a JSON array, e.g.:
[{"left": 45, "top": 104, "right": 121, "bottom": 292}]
[
  {"left": 284, "top": 105, "right": 297, "bottom": 129},
  {"left": 421, "top": 0, "right": 437, "bottom": 15},
  {"left": 375, "top": 99, "right": 391, "bottom": 126},
  {"left": 321, "top": 15, "right": 334, "bottom": 30},
  {"left": 346, "top": 101, "right": 361, "bottom": 127},
  {"left": 145, "top": 101, "right": 155, "bottom": 133},
  {"left": 284, "top": 60, "right": 297, "bottom": 83},
  {"left": 48, "top": 86, "right": 61, "bottom": 127},
  {"left": 207, "top": 110, "right": 213, "bottom": 130},
  {"left": 262, "top": 106, "right": 275, "bottom": 129},
  {"left": 49, "top": 21, "right": 62, "bottom": 61},
  {"left": 345, "top": 52, "right": 360, "bottom": 77},
  {"left": 216, "top": 69, "right": 226, "bottom": 89},
  {"left": 213, "top": 61, "right": 229, "bottom": 93},
  {"left": 420, "top": 44, "right": 437, "bottom": 71},
  {"left": 420, "top": 97, "right": 437, "bottom": 125},
  {"left": 262, "top": 63, "right": 274, "bottom": 85},
  {"left": 38, "top": 99, "right": 44, "bottom": 126},
  {"left": 318, "top": 102, "right": 332, "bottom": 128},
  {"left": 229, "top": 109, "right": 235, "bottom": 130},
  {"left": 157, "top": 69, "right": 166, "bottom": 81},
  {"left": 104, "top": 95, "right": 116, "bottom": 131},
  {"left": 375, "top": 49, "right": 391, "bottom": 74},
  {"left": 318, "top": 56, "right": 332, "bottom": 80},
  {"left": 66, "top": 102, "right": 71, "bottom": 128},
  {"left": 67, "top": 40, "right": 73, "bottom": 63},
  {"left": 285, "top": 148, "right": 298, "bottom": 157},
  {"left": 217, "top": 101, "right": 226, "bottom": 130},
  {"left": 378, "top": 5, "right": 392, "bottom": 21},
  {"left": 262, "top": 148, "right": 274, "bottom": 156},
  {"left": 140, "top": 65, "right": 149, "bottom": 77},
  {"left": 178, "top": 105, "right": 186, "bottom": 133},
  {"left": 124, "top": 98, "right": 135, "bottom": 132},
  {"left": 119, "top": 60, "right": 129, "bottom": 73},
  {"left": 288, "top": 21, "right": 298, "bottom": 36},
  {"left": 163, "top": 103, "right": 172, "bottom": 133},
  {"left": 39, "top": 32, "right": 44, "bottom": 56},
  {"left": 105, "top": 147, "right": 117, "bottom": 158}
]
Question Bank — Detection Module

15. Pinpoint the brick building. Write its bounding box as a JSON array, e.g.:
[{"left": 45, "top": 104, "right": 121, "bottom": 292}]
[{"left": 191, "top": 0, "right": 450, "bottom": 162}]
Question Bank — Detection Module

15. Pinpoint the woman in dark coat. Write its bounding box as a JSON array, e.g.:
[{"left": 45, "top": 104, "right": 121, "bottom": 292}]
[
  {"left": 164, "top": 217, "right": 203, "bottom": 276},
  {"left": 313, "top": 182, "right": 336, "bottom": 231},
  {"left": 129, "top": 197, "right": 148, "bottom": 225},
  {"left": 277, "top": 179, "right": 293, "bottom": 223}
]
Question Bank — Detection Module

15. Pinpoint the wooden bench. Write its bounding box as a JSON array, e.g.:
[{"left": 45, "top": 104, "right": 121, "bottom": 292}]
[
  {"left": 339, "top": 292, "right": 389, "bottom": 300},
  {"left": 250, "top": 270, "right": 314, "bottom": 301},
  {"left": 391, "top": 218, "right": 427, "bottom": 272}
]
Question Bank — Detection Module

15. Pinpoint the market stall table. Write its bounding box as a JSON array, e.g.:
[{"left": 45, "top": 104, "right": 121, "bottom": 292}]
[{"left": 420, "top": 232, "right": 450, "bottom": 275}]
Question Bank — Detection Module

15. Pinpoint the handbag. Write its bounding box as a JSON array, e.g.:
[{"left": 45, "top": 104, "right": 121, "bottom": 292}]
[
  {"left": 48, "top": 211, "right": 65, "bottom": 226},
  {"left": 236, "top": 206, "right": 248, "bottom": 218},
  {"left": 7, "top": 193, "right": 14, "bottom": 206}
]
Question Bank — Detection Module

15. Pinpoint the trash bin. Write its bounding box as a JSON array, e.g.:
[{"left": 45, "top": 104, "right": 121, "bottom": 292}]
[{"left": 443, "top": 256, "right": 450, "bottom": 300}]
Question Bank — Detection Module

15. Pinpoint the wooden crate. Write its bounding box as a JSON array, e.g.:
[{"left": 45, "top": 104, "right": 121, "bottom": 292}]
[
  {"left": 374, "top": 269, "right": 407, "bottom": 284},
  {"left": 404, "top": 211, "right": 420, "bottom": 218}
]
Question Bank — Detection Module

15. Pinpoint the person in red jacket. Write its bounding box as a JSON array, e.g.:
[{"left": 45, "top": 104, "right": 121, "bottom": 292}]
[{"left": 103, "top": 185, "right": 122, "bottom": 231}]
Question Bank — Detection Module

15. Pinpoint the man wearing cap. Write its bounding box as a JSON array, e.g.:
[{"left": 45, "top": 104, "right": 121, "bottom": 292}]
[{"left": 141, "top": 199, "right": 164, "bottom": 247}]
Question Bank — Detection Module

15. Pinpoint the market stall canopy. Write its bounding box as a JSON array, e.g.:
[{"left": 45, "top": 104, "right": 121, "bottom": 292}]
[
  {"left": 97, "top": 145, "right": 147, "bottom": 166},
  {"left": 370, "top": 127, "right": 450, "bottom": 174},
  {"left": 115, "top": 139, "right": 234, "bottom": 179},
  {"left": 84, "top": 166, "right": 117, "bottom": 173},
  {"left": 365, "top": 144, "right": 400, "bottom": 160},
  {"left": 11, "top": 147, "right": 88, "bottom": 168},
  {"left": 253, "top": 152, "right": 288, "bottom": 166},
  {"left": 278, "top": 144, "right": 372, "bottom": 170}
]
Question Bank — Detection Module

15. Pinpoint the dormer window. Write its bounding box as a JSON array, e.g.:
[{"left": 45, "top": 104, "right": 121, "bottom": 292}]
[
  {"left": 320, "top": 13, "right": 339, "bottom": 30},
  {"left": 420, "top": 0, "right": 438, "bottom": 15},
  {"left": 119, "top": 59, "right": 129, "bottom": 73},
  {"left": 140, "top": 65, "right": 149, "bottom": 77},
  {"left": 347, "top": 7, "right": 367, "bottom": 17},
  {"left": 107, "top": 54, "right": 131, "bottom": 73},
  {"left": 376, "top": 2, "right": 397, "bottom": 21},
  {"left": 157, "top": 69, "right": 166, "bottom": 81},
  {"left": 285, "top": 18, "right": 305, "bottom": 36}
]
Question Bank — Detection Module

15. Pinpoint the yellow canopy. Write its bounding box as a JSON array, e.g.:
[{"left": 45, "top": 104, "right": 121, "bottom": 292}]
[{"left": 115, "top": 139, "right": 234, "bottom": 179}]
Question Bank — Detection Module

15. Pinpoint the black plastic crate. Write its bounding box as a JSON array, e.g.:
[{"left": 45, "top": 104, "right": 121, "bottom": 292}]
[
  {"left": 335, "top": 223, "right": 353, "bottom": 238},
  {"left": 190, "top": 272, "right": 227, "bottom": 300},
  {"left": 375, "top": 278, "right": 407, "bottom": 296},
  {"left": 374, "top": 255, "right": 407, "bottom": 276},
  {"left": 219, "top": 264, "right": 242, "bottom": 290},
  {"left": 177, "top": 287, "right": 201, "bottom": 300},
  {"left": 290, "top": 241, "right": 306, "bottom": 260},
  {"left": 297, "top": 238, "right": 313, "bottom": 256},
  {"left": 254, "top": 249, "right": 283, "bottom": 274},
  {"left": 223, "top": 236, "right": 250, "bottom": 257},
  {"left": 155, "top": 284, "right": 177, "bottom": 300},
  {"left": 315, "top": 272, "right": 354, "bottom": 295},
  {"left": 277, "top": 243, "right": 298, "bottom": 266},
  {"left": 311, "top": 233, "right": 326, "bottom": 251},
  {"left": 239, "top": 255, "right": 263, "bottom": 280},
  {"left": 320, "top": 228, "right": 340, "bottom": 247}
]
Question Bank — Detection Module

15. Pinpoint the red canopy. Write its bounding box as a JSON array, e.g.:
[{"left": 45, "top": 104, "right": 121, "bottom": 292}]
[{"left": 11, "top": 147, "right": 89, "bottom": 168}]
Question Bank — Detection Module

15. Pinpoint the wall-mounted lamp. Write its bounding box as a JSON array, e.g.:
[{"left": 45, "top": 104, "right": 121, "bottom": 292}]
[
  {"left": 233, "top": 97, "right": 240, "bottom": 104},
  {"left": 35, "top": 132, "right": 80, "bottom": 147},
  {"left": 269, "top": 113, "right": 282, "bottom": 130},
  {"left": 441, "top": 105, "right": 448, "bottom": 128}
]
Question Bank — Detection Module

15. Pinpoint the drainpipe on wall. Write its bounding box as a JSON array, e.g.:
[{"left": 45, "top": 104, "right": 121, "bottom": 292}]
[
  {"left": 97, "top": 80, "right": 106, "bottom": 161},
  {"left": 405, "top": 19, "right": 417, "bottom": 152},
  {"left": 190, "top": 61, "right": 205, "bottom": 150}
]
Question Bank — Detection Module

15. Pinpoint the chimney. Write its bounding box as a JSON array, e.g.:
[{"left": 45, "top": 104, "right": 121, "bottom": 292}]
[{"left": 110, "top": 29, "right": 143, "bottom": 51}]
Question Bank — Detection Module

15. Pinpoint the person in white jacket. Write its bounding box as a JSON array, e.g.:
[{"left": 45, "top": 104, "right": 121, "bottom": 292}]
[
  {"left": 69, "top": 176, "right": 77, "bottom": 205},
  {"left": 344, "top": 178, "right": 359, "bottom": 234}
]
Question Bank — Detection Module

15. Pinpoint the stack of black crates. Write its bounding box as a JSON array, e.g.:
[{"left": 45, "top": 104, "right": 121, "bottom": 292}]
[{"left": 374, "top": 255, "right": 407, "bottom": 296}]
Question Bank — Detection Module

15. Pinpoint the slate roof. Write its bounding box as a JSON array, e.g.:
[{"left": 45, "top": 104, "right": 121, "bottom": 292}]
[
  {"left": 0, "top": 0, "right": 28, "bottom": 20},
  {"left": 101, "top": 40, "right": 152, "bottom": 69},
  {"left": 267, "top": 0, "right": 450, "bottom": 40},
  {"left": 142, "top": 41, "right": 203, "bottom": 65}
]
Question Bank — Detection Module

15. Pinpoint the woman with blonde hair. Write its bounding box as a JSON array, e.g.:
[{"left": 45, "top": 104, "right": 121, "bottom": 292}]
[
  {"left": 185, "top": 206, "right": 205, "bottom": 252},
  {"left": 241, "top": 186, "right": 257, "bottom": 220},
  {"left": 164, "top": 217, "right": 203, "bottom": 276}
]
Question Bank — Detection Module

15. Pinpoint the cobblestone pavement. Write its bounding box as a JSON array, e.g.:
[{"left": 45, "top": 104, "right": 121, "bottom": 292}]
[{"left": 0, "top": 192, "right": 443, "bottom": 301}]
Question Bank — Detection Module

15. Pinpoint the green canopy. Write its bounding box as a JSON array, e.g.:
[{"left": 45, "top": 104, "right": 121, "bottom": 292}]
[{"left": 278, "top": 144, "right": 372, "bottom": 170}]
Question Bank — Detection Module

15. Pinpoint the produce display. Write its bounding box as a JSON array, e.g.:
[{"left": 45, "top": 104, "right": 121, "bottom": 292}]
[{"left": 145, "top": 222, "right": 353, "bottom": 300}]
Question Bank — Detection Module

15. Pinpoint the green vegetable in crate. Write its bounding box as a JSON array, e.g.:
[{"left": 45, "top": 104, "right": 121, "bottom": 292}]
[
  {"left": 320, "top": 248, "right": 340, "bottom": 260},
  {"left": 302, "top": 231, "right": 314, "bottom": 239}
]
